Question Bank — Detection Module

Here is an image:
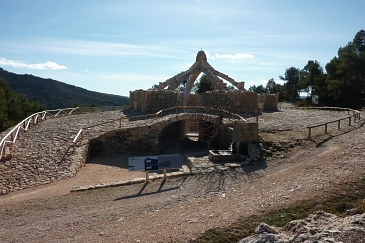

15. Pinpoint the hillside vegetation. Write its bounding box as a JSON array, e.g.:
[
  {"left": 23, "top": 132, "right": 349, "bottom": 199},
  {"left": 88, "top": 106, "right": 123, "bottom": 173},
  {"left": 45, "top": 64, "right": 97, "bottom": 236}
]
[
  {"left": 0, "top": 79, "right": 45, "bottom": 132},
  {"left": 248, "top": 30, "right": 365, "bottom": 108},
  {"left": 0, "top": 68, "right": 129, "bottom": 109}
]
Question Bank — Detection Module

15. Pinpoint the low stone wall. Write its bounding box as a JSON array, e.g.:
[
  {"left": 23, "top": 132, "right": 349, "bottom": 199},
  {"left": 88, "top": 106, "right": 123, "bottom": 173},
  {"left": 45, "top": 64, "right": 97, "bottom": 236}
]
[
  {"left": 258, "top": 93, "right": 279, "bottom": 111},
  {"left": 88, "top": 113, "right": 225, "bottom": 156},
  {"left": 89, "top": 125, "right": 161, "bottom": 156},
  {"left": 199, "top": 90, "right": 258, "bottom": 115},
  {"left": 0, "top": 123, "right": 89, "bottom": 195},
  {"left": 183, "top": 94, "right": 198, "bottom": 106},
  {"left": 130, "top": 90, "right": 181, "bottom": 112},
  {"left": 130, "top": 89, "right": 262, "bottom": 116},
  {"left": 232, "top": 121, "right": 259, "bottom": 154},
  {"left": 209, "top": 150, "right": 237, "bottom": 161}
]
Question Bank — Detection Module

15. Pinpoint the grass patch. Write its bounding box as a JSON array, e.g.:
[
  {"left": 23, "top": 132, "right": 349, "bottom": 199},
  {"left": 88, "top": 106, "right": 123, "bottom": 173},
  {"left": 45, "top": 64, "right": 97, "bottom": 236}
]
[{"left": 193, "top": 178, "right": 365, "bottom": 243}]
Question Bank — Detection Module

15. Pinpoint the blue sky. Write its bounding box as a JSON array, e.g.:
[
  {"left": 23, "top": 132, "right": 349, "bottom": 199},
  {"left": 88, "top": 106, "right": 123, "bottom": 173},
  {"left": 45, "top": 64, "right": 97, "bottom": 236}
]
[{"left": 0, "top": 0, "right": 364, "bottom": 97}]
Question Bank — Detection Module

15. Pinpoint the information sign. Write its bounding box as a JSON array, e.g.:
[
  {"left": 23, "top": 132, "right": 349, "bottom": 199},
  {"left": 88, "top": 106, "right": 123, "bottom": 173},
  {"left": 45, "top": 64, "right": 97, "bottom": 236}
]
[{"left": 128, "top": 154, "right": 183, "bottom": 171}]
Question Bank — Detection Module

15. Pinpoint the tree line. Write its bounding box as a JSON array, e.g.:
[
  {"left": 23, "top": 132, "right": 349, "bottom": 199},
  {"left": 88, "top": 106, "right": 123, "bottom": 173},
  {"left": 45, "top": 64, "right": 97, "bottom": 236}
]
[
  {"left": 249, "top": 30, "right": 365, "bottom": 108},
  {"left": 0, "top": 79, "right": 45, "bottom": 132}
]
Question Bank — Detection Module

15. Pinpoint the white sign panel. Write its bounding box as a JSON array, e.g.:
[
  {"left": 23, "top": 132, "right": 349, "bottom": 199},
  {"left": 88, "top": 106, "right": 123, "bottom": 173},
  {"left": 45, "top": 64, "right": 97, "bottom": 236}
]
[{"left": 128, "top": 154, "right": 183, "bottom": 171}]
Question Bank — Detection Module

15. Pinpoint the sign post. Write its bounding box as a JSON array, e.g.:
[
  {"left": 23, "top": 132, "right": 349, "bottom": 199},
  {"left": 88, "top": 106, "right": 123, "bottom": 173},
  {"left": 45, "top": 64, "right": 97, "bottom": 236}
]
[{"left": 145, "top": 171, "right": 149, "bottom": 183}]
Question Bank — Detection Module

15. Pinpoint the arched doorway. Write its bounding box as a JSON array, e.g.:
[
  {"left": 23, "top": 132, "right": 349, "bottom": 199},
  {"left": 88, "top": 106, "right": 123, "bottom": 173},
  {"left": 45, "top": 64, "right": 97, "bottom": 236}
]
[{"left": 158, "top": 119, "right": 223, "bottom": 155}]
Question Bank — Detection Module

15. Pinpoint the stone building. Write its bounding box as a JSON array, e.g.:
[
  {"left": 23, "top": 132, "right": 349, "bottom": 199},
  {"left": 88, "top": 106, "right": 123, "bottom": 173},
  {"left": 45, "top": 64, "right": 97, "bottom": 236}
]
[{"left": 129, "top": 50, "right": 278, "bottom": 115}]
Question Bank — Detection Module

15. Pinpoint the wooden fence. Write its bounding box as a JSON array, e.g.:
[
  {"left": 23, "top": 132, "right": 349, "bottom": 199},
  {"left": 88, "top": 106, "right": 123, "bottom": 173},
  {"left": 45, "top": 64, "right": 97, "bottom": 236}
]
[
  {"left": 285, "top": 106, "right": 361, "bottom": 139},
  {"left": 0, "top": 108, "right": 79, "bottom": 161}
]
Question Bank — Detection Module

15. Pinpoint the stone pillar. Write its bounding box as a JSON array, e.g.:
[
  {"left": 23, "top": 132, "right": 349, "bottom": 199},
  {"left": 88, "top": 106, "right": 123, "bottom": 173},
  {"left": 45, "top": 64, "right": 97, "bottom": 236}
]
[
  {"left": 129, "top": 91, "right": 135, "bottom": 109},
  {"left": 232, "top": 121, "right": 259, "bottom": 154},
  {"left": 141, "top": 91, "right": 148, "bottom": 112}
]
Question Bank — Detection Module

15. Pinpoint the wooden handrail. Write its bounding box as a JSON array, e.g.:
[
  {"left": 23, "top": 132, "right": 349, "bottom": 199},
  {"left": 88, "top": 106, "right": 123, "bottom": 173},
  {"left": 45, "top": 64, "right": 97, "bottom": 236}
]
[
  {"left": 1, "top": 106, "right": 130, "bottom": 160},
  {"left": 0, "top": 107, "right": 80, "bottom": 161},
  {"left": 304, "top": 107, "right": 361, "bottom": 139}
]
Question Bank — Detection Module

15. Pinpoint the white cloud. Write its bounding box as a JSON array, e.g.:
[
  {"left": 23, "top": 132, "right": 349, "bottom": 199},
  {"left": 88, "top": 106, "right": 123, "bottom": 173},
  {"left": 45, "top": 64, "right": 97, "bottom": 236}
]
[
  {"left": 205, "top": 52, "right": 254, "bottom": 61},
  {"left": 0, "top": 57, "right": 68, "bottom": 70},
  {"left": 215, "top": 53, "right": 254, "bottom": 60}
]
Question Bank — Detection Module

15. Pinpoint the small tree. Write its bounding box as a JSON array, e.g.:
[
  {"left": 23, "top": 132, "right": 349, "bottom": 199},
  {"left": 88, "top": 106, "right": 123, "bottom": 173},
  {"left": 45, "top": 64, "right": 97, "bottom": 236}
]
[
  {"left": 194, "top": 74, "right": 214, "bottom": 93},
  {"left": 150, "top": 84, "right": 159, "bottom": 89},
  {"left": 280, "top": 67, "right": 300, "bottom": 101}
]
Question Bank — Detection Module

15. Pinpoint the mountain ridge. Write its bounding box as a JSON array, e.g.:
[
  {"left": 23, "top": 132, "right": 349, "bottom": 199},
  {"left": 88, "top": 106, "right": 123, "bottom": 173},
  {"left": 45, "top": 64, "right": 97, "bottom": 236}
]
[{"left": 0, "top": 67, "right": 129, "bottom": 109}]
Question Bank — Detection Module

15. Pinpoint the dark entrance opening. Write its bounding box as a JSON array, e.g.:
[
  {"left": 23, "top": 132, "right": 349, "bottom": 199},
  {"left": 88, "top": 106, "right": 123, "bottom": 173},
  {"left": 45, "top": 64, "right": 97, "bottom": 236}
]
[{"left": 158, "top": 120, "right": 218, "bottom": 155}]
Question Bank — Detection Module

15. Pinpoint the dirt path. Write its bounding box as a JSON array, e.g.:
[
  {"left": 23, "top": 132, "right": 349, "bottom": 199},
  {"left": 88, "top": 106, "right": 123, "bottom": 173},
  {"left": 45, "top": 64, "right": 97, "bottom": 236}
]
[{"left": 0, "top": 154, "right": 146, "bottom": 206}]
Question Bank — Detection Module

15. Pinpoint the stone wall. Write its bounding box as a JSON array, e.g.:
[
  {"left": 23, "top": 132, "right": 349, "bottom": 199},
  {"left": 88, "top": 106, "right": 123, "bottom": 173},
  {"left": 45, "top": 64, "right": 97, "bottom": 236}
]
[
  {"left": 182, "top": 94, "right": 198, "bottom": 106},
  {"left": 130, "top": 90, "right": 181, "bottom": 113},
  {"left": 232, "top": 121, "right": 259, "bottom": 154},
  {"left": 0, "top": 119, "right": 90, "bottom": 195},
  {"left": 199, "top": 90, "right": 258, "bottom": 115},
  {"left": 146, "top": 90, "right": 181, "bottom": 112},
  {"left": 258, "top": 93, "right": 279, "bottom": 111},
  {"left": 88, "top": 113, "right": 225, "bottom": 157},
  {"left": 130, "top": 89, "right": 261, "bottom": 116},
  {"left": 129, "top": 89, "right": 149, "bottom": 111},
  {"left": 257, "top": 94, "right": 266, "bottom": 110},
  {"left": 89, "top": 125, "right": 161, "bottom": 156}
]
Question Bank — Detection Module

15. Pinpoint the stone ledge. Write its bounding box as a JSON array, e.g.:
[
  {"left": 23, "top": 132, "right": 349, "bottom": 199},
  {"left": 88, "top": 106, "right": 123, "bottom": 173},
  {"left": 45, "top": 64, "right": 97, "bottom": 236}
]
[{"left": 70, "top": 166, "right": 191, "bottom": 192}]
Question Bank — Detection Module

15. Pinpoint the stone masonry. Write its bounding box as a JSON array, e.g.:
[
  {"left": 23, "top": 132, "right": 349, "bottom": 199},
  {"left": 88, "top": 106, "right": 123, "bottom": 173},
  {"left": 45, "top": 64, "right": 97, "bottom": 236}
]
[
  {"left": 0, "top": 111, "right": 230, "bottom": 194},
  {"left": 258, "top": 93, "right": 279, "bottom": 111},
  {"left": 0, "top": 107, "right": 351, "bottom": 194},
  {"left": 232, "top": 121, "right": 259, "bottom": 154},
  {"left": 129, "top": 50, "right": 278, "bottom": 114}
]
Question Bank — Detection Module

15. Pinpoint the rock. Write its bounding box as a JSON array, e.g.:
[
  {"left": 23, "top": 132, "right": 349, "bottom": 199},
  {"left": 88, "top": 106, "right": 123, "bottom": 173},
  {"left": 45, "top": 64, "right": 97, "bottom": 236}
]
[
  {"left": 238, "top": 233, "right": 278, "bottom": 243},
  {"left": 255, "top": 223, "right": 279, "bottom": 234},
  {"left": 238, "top": 211, "right": 365, "bottom": 243}
]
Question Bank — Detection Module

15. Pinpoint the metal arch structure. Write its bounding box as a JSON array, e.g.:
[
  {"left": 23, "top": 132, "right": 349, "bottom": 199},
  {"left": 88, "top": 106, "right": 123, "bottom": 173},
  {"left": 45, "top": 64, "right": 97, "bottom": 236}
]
[{"left": 156, "top": 51, "right": 245, "bottom": 98}]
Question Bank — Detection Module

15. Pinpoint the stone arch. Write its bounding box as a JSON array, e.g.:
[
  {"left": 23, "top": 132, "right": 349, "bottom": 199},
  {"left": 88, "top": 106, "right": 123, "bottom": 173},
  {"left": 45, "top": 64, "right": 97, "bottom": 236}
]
[
  {"left": 88, "top": 113, "right": 230, "bottom": 156},
  {"left": 157, "top": 113, "right": 222, "bottom": 153}
]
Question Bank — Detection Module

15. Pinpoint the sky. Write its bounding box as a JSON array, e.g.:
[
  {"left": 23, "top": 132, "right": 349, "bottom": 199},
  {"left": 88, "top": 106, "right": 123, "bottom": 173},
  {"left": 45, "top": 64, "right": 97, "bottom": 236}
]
[{"left": 0, "top": 0, "right": 364, "bottom": 97}]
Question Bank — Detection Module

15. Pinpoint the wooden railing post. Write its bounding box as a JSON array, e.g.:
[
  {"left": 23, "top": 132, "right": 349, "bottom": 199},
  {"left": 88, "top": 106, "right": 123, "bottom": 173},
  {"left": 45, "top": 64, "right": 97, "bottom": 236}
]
[
  {"left": 349, "top": 117, "right": 352, "bottom": 126},
  {"left": 308, "top": 127, "right": 311, "bottom": 139},
  {"left": 338, "top": 120, "right": 340, "bottom": 130},
  {"left": 325, "top": 124, "right": 328, "bottom": 134}
]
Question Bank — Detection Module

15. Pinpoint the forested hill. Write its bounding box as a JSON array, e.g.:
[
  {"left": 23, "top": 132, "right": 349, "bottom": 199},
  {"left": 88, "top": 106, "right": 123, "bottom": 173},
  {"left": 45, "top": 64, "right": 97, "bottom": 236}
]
[{"left": 0, "top": 68, "right": 129, "bottom": 109}]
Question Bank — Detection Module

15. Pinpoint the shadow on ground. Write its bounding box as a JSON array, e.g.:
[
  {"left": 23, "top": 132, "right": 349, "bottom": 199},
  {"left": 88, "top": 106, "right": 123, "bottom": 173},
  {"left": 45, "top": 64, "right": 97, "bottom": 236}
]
[
  {"left": 113, "top": 180, "right": 181, "bottom": 201},
  {"left": 86, "top": 136, "right": 209, "bottom": 169}
]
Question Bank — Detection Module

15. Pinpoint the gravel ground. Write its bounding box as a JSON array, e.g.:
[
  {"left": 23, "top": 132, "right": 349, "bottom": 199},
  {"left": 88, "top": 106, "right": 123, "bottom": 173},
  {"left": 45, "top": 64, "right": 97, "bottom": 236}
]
[{"left": 1, "top": 107, "right": 365, "bottom": 242}]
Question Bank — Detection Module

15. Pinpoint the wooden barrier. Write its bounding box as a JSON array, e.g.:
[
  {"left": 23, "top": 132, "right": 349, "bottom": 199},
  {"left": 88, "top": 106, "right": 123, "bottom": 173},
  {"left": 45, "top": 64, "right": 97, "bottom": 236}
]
[
  {"left": 284, "top": 106, "right": 361, "bottom": 139},
  {"left": 305, "top": 107, "right": 360, "bottom": 139},
  {"left": 0, "top": 107, "right": 80, "bottom": 161}
]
